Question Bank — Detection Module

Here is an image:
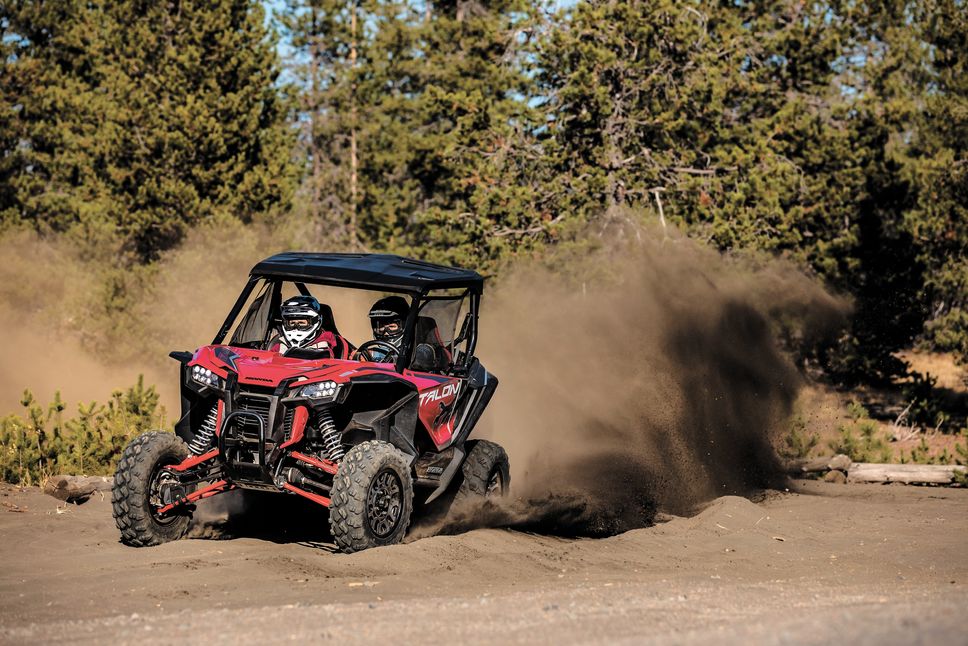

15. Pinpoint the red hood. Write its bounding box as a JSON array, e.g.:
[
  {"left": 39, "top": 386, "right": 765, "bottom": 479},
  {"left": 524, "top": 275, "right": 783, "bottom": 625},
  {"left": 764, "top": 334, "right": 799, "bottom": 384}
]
[{"left": 190, "top": 345, "right": 392, "bottom": 388}]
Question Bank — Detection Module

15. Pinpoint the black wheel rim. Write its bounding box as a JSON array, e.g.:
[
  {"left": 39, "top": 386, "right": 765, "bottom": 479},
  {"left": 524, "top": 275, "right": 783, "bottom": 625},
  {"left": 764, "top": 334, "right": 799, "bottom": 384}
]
[
  {"left": 485, "top": 469, "right": 504, "bottom": 498},
  {"left": 147, "top": 461, "right": 179, "bottom": 525},
  {"left": 366, "top": 469, "right": 404, "bottom": 538}
]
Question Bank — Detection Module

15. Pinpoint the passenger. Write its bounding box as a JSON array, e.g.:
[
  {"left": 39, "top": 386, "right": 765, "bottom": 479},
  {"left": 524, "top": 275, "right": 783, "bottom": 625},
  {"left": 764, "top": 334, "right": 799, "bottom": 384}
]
[
  {"left": 356, "top": 296, "right": 410, "bottom": 362},
  {"left": 357, "top": 296, "right": 450, "bottom": 370}
]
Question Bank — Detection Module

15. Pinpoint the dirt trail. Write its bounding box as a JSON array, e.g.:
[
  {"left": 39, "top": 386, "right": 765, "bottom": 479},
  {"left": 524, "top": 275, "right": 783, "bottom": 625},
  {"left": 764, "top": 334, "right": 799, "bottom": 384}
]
[{"left": 1, "top": 481, "right": 965, "bottom": 645}]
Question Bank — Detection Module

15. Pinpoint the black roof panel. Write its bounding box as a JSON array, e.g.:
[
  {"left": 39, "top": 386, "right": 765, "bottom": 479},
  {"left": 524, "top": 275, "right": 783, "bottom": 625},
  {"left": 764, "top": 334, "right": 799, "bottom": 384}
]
[{"left": 250, "top": 253, "right": 484, "bottom": 293}]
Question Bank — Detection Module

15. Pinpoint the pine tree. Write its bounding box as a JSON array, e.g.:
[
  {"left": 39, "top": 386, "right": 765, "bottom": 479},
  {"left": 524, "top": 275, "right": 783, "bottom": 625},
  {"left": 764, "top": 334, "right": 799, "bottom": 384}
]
[
  {"left": 536, "top": 0, "right": 925, "bottom": 381},
  {"left": 538, "top": 0, "right": 740, "bottom": 225},
  {"left": 721, "top": 1, "right": 863, "bottom": 278},
  {"left": 0, "top": 13, "right": 28, "bottom": 229},
  {"left": 1, "top": 1, "right": 113, "bottom": 237},
  {"left": 733, "top": 0, "right": 916, "bottom": 382},
  {"left": 278, "top": 0, "right": 361, "bottom": 245},
  {"left": 906, "top": 0, "right": 968, "bottom": 364},
  {"left": 817, "top": 0, "right": 939, "bottom": 381},
  {"left": 1, "top": 0, "right": 296, "bottom": 261},
  {"left": 356, "top": 0, "right": 546, "bottom": 270},
  {"left": 537, "top": 1, "right": 863, "bottom": 272}
]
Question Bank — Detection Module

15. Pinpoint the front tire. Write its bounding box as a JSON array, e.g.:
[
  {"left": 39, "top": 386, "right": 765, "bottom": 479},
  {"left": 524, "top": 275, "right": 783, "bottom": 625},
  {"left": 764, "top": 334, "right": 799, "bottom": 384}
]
[
  {"left": 453, "top": 440, "right": 510, "bottom": 505},
  {"left": 329, "top": 441, "right": 414, "bottom": 553},
  {"left": 112, "top": 431, "right": 192, "bottom": 546}
]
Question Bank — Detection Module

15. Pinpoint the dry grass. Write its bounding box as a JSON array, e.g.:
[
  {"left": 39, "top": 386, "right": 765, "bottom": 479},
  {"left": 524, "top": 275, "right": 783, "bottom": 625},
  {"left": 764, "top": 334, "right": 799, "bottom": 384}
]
[{"left": 788, "top": 350, "right": 968, "bottom": 464}]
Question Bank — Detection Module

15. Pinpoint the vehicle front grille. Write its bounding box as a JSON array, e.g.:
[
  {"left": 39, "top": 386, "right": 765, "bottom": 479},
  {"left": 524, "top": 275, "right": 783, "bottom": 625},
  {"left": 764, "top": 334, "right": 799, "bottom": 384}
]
[
  {"left": 235, "top": 393, "right": 272, "bottom": 442},
  {"left": 282, "top": 407, "right": 295, "bottom": 443}
]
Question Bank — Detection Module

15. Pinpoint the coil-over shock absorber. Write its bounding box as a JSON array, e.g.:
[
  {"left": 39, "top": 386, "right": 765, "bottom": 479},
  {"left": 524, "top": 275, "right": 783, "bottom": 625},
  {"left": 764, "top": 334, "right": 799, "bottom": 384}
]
[
  {"left": 188, "top": 403, "right": 218, "bottom": 455},
  {"left": 316, "top": 409, "right": 344, "bottom": 462}
]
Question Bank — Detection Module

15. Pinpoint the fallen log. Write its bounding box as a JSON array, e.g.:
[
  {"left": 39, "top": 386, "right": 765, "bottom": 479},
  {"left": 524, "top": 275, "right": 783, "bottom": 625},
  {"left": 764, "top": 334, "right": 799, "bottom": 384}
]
[
  {"left": 848, "top": 463, "right": 967, "bottom": 485},
  {"left": 43, "top": 475, "right": 113, "bottom": 503},
  {"left": 823, "top": 470, "right": 847, "bottom": 484},
  {"left": 787, "top": 454, "right": 851, "bottom": 475}
]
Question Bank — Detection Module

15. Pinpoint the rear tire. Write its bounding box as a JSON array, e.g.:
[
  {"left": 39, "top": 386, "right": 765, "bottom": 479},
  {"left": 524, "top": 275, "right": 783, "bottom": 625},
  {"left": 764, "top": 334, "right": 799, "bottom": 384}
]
[
  {"left": 112, "top": 431, "right": 192, "bottom": 547},
  {"left": 453, "top": 440, "right": 510, "bottom": 505},
  {"left": 329, "top": 441, "right": 414, "bottom": 553}
]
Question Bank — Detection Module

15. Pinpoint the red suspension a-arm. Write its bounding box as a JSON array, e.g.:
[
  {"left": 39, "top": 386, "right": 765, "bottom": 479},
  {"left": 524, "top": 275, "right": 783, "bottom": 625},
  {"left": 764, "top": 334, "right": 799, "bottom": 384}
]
[
  {"left": 155, "top": 479, "right": 234, "bottom": 516},
  {"left": 283, "top": 483, "right": 331, "bottom": 507},
  {"left": 290, "top": 451, "right": 339, "bottom": 475},
  {"left": 170, "top": 448, "right": 219, "bottom": 472}
]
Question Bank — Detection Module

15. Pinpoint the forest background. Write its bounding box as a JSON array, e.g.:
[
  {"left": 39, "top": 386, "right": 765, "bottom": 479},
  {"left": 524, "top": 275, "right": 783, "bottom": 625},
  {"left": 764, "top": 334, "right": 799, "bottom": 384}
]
[{"left": 0, "top": 0, "right": 966, "bottom": 483}]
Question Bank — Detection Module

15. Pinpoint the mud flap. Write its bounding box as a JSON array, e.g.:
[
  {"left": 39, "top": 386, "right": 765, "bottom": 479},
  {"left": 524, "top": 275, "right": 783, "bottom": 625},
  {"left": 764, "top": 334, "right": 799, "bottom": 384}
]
[{"left": 424, "top": 446, "right": 465, "bottom": 504}]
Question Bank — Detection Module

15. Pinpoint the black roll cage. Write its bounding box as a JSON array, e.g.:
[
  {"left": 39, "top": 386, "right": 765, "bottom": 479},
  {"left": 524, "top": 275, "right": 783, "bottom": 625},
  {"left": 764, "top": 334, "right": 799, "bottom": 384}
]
[{"left": 212, "top": 275, "right": 481, "bottom": 374}]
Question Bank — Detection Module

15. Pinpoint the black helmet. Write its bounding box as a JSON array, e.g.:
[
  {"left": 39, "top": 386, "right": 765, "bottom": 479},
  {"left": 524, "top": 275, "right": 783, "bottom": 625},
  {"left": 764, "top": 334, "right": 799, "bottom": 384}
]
[
  {"left": 368, "top": 296, "right": 409, "bottom": 346},
  {"left": 281, "top": 295, "right": 322, "bottom": 348}
]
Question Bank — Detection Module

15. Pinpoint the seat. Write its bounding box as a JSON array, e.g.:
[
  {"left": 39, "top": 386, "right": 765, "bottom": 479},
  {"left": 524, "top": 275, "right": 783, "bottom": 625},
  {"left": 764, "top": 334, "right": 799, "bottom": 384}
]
[
  {"left": 317, "top": 303, "right": 354, "bottom": 358},
  {"left": 317, "top": 303, "right": 340, "bottom": 335},
  {"left": 412, "top": 316, "right": 451, "bottom": 372}
]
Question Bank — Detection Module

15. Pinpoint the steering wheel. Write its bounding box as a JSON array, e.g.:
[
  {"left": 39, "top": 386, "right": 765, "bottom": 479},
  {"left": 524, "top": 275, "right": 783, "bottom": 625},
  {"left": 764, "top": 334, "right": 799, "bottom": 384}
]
[{"left": 355, "top": 340, "right": 400, "bottom": 364}]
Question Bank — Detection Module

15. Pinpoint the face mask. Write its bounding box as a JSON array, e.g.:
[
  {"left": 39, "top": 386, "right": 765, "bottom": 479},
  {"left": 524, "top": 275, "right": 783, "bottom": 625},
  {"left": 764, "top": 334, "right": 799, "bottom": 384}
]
[
  {"left": 372, "top": 320, "right": 402, "bottom": 339},
  {"left": 283, "top": 314, "right": 319, "bottom": 347}
]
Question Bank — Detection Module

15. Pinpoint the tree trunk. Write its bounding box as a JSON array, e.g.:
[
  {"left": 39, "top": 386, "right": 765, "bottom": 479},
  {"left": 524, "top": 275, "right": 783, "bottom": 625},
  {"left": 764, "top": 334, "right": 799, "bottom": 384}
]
[
  {"left": 786, "top": 454, "right": 851, "bottom": 474},
  {"left": 43, "top": 475, "right": 113, "bottom": 503},
  {"left": 349, "top": 1, "right": 359, "bottom": 247},
  {"left": 310, "top": 8, "right": 322, "bottom": 224},
  {"left": 848, "top": 463, "right": 966, "bottom": 485}
]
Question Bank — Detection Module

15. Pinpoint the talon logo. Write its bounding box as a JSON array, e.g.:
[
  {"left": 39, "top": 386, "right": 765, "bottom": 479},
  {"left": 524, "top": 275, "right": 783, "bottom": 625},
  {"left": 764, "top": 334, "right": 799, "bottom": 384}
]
[{"left": 419, "top": 383, "right": 460, "bottom": 406}]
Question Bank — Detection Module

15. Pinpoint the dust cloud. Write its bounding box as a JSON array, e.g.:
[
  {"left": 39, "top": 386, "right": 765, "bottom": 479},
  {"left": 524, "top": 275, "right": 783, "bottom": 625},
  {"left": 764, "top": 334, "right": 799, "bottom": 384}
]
[
  {"left": 2, "top": 220, "right": 847, "bottom": 539},
  {"left": 0, "top": 231, "right": 175, "bottom": 413},
  {"left": 0, "top": 220, "right": 360, "bottom": 416},
  {"left": 458, "top": 225, "right": 848, "bottom": 536}
]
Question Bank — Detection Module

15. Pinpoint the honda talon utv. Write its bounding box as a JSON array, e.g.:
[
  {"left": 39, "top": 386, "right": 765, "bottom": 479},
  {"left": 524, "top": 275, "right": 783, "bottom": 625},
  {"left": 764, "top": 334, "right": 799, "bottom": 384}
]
[{"left": 112, "top": 253, "right": 507, "bottom": 553}]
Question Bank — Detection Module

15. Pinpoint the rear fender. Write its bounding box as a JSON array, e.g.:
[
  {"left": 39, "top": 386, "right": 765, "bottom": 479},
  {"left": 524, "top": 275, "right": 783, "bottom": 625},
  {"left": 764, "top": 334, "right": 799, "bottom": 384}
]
[
  {"left": 423, "top": 363, "right": 498, "bottom": 503},
  {"left": 443, "top": 361, "right": 498, "bottom": 450}
]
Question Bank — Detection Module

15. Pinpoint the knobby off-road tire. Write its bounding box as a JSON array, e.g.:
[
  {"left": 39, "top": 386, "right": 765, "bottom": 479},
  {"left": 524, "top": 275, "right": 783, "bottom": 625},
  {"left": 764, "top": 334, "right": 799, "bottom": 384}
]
[
  {"left": 329, "top": 440, "right": 414, "bottom": 553},
  {"left": 112, "top": 431, "right": 192, "bottom": 547},
  {"left": 453, "top": 440, "right": 510, "bottom": 505}
]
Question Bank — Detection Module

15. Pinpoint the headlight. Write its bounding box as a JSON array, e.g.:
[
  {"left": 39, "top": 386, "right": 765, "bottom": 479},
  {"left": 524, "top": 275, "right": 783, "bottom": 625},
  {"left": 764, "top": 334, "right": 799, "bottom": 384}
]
[
  {"left": 191, "top": 365, "right": 225, "bottom": 389},
  {"left": 300, "top": 380, "right": 339, "bottom": 400}
]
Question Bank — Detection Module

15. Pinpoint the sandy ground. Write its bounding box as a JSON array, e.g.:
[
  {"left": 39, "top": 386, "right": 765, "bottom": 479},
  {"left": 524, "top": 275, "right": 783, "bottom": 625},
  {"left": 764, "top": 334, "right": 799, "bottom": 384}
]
[{"left": 0, "top": 481, "right": 966, "bottom": 645}]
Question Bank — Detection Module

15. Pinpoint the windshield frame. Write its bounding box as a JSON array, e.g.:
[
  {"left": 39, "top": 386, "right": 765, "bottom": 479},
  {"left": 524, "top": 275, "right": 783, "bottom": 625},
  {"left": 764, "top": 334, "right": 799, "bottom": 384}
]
[{"left": 213, "top": 278, "right": 481, "bottom": 373}]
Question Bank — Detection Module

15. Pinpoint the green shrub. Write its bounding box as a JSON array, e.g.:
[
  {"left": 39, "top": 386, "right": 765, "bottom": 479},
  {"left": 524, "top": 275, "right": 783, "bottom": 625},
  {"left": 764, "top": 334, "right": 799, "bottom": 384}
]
[
  {"left": 901, "top": 436, "right": 951, "bottom": 465},
  {"left": 828, "top": 402, "right": 893, "bottom": 463},
  {"left": 828, "top": 419, "right": 893, "bottom": 463},
  {"left": 779, "top": 414, "right": 820, "bottom": 461},
  {"left": 846, "top": 400, "right": 869, "bottom": 422},
  {"left": 901, "top": 372, "right": 950, "bottom": 432},
  {"left": 0, "top": 376, "right": 164, "bottom": 486},
  {"left": 954, "top": 429, "right": 968, "bottom": 486}
]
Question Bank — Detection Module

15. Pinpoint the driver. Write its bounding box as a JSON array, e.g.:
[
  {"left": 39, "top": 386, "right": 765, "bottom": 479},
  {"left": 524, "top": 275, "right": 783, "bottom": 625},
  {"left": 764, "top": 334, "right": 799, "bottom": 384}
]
[
  {"left": 356, "top": 296, "right": 409, "bottom": 362},
  {"left": 271, "top": 295, "right": 351, "bottom": 358}
]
